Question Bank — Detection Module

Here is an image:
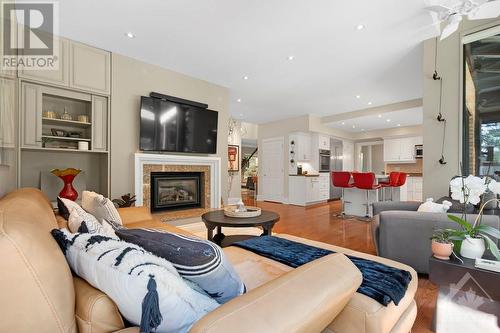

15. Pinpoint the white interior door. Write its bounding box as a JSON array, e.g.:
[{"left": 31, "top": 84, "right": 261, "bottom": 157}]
[{"left": 261, "top": 137, "right": 284, "bottom": 202}]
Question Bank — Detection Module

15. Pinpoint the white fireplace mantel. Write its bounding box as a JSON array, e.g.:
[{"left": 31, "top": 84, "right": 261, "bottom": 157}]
[{"left": 134, "top": 153, "right": 221, "bottom": 208}]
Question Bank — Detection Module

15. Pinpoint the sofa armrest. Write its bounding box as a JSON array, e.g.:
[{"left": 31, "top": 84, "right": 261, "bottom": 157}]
[
  {"left": 117, "top": 206, "right": 153, "bottom": 226},
  {"left": 372, "top": 201, "right": 421, "bottom": 216},
  {"left": 376, "top": 211, "right": 499, "bottom": 273},
  {"left": 74, "top": 277, "right": 125, "bottom": 333},
  {"left": 189, "top": 253, "right": 362, "bottom": 333}
]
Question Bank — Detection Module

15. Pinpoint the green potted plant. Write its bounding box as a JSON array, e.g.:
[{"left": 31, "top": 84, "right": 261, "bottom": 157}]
[
  {"left": 448, "top": 175, "right": 500, "bottom": 260},
  {"left": 430, "top": 229, "right": 455, "bottom": 260}
]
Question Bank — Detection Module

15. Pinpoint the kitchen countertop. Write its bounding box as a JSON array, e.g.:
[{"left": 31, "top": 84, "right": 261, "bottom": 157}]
[{"left": 289, "top": 174, "right": 320, "bottom": 177}]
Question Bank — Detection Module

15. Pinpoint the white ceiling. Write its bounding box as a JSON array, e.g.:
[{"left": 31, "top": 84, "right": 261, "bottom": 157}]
[
  {"left": 57, "top": 0, "right": 438, "bottom": 123},
  {"left": 326, "top": 107, "right": 423, "bottom": 133}
]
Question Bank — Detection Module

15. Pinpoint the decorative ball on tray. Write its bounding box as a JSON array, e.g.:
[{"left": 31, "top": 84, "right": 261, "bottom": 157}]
[{"left": 224, "top": 202, "right": 261, "bottom": 218}]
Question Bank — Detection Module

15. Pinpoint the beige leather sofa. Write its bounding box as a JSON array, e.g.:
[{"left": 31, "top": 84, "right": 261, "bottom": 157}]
[{"left": 0, "top": 189, "right": 417, "bottom": 333}]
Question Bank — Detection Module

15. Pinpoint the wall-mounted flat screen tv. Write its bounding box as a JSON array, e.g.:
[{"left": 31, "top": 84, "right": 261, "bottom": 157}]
[{"left": 140, "top": 96, "right": 218, "bottom": 154}]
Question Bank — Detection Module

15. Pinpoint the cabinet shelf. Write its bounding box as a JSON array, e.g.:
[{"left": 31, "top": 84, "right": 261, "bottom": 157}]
[
  {"left": 21, "top": 146, "right": 108, "bottom": 154},
  {"left": 42, "top": 135, "right": 91, "bottom": 141},
  {"left": 42, "top": 117, "right": 91, "bottom": 127}
]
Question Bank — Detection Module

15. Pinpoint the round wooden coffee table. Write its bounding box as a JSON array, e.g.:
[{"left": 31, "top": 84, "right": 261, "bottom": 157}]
[{"left": 201, "top": 210, "right": 280, "bottom": 247}]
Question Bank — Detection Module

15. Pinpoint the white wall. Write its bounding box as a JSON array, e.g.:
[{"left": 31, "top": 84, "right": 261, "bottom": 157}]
[
  {"left": 422, "top": 19, "right": 499, "bottom": 199},
  {"left": 111, "top": 54, "right": 230, "bottom": 202}
]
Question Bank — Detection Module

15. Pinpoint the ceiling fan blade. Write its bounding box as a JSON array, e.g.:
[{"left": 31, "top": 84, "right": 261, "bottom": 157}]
[
  {"left": 440, "top": 20, "right": 460, "bottom": 40},
  {"left": 468, "top": 1, "right": 500, "bottom": 20}
]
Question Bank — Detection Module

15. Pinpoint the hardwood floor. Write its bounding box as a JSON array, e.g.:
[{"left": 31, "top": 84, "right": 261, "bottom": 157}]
[{"left": 246, "top": 197, "right": 437, "bottom": 333}]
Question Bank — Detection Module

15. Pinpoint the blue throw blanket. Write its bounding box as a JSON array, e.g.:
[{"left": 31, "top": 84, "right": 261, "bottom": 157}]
[{"left": 233, "top": 236, "right": 411, "bottom": 306}]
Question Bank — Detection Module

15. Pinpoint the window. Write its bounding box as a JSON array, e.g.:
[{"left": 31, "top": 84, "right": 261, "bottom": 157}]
[{"left": 463, "top": 27, "right": 500, "bottom": 177}]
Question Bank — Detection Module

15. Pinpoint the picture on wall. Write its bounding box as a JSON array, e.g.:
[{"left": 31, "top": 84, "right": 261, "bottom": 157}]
[{"left": 228, "top": 145, "right": 239, "bottom": 172}]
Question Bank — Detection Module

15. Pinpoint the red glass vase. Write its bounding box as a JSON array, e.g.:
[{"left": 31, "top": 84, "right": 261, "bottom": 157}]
[{"left": 51, "top": 168, "right": 81, "bottom": 201}]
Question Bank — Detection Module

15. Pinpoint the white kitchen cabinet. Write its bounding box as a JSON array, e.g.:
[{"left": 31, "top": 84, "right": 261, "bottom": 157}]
[
  {"left": 384, "top": 136, "right": 422, "bottom": 163},
  {"left": 290, "top": 132, "right": 311, "bottom": 162},
  {"left": 288, "top": 175, "right": 327, "bottom": 206},
  {"left": 405, "top": 177, "right": 423, "bottom": 201},
  {"left": 318, "top": 135, "right": 330, "bottom": 150},
  {"left": 318, "top": 173, "right": 330, "bottom": 201},
  {"left": 384, "top": 138, "right": 401, "bottom": 162}
]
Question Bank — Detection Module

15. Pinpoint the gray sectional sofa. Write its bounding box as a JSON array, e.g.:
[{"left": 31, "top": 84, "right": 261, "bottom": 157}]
[{"left": 371, "top": 201, "right": 500, "bottom": 274}]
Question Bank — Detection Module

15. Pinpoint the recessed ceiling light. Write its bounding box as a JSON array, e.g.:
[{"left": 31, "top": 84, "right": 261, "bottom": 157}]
[
  {"left": 397, "top": 124, "right": 401, "bottom": 127},
  {"left": 341, "top": 122, "right": 345, "bottom": 125},
  {"left": 377, "top": 114, "right": 382, "bottom": 118},
  {"left": 352, "top": 125, "right": 356, "bottom": 129},
  {"left": 386, "top": 119, "right": 391, "bottom": 122},
  {"left": 368, "top": 101, "right": 373, "bottom": 105},
  {"left": 356, "top": 24, "right": 366, "bottom": 31},
  {"left": 356, "top": 95, "right": 361, "bottom": 99},
  {"left": 288, "top": 55, "right": 295, "bottom": 61},
  {"left": 243, "top": 76, "right": 249, "bottom": 80},
  {"left": 125, "top": 32, "right": 135, "bottom": 38},
  {"left": 237, "top": 98, "right": 242, "bottom": 103}
]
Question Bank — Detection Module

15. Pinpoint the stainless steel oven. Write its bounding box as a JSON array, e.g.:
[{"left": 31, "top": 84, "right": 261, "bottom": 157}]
[
  {"left": 415, "top": 145, "right": 423, "bottom": 159},
  {"left": 319, "top": 149, "right": 330, "bottom": 172}
]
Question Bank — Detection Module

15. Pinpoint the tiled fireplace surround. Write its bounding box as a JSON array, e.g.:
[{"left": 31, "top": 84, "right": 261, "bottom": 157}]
[
  {"left": 142, "top": 164, "right": 210, "bottom": 209},
  {"left": 134, "top": 153, "right": 221, "bottom": 212}
]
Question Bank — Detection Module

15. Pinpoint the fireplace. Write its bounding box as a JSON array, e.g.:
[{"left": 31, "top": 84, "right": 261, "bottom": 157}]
[{"left": 150, "top": 172, "right": 204, "bottom": 212}]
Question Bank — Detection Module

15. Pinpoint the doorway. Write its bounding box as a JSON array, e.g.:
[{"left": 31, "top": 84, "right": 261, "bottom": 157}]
[{"left": 260, "top": 137, "right": 284, "bottom": 202}]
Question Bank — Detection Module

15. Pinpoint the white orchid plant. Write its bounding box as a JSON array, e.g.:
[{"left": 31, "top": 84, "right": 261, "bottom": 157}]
[{"left": 447, "top": 175, "right": 500, "bottom": 260}]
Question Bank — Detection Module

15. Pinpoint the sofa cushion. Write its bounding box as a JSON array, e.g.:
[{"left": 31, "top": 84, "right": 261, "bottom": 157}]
[
  {"left": 82, "top": 191, "right": 123, "bottom": 225},
  {"left": 274, "top": 234, "right": 418, "bottom": 333},
  {"left": 52, "top": 229, "right": 219, "bottom": 333},
  {"left": 115, "top": 228, "right": 245, "bottom": 304}
]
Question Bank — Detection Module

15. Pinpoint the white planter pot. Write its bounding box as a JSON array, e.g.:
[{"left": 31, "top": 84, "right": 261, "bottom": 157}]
[{"left": 460, "top": 237, "right": 486, "bottom": 259}]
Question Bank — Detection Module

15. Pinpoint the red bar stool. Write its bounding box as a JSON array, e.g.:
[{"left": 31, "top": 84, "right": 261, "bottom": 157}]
[
  {"left": 352, "top": 172, "right": 381, "bottom": 219},
  {"left": 393, "top": 172, "right": 408, "bottom": 201},
  {"left": 331, "top": 171, "right": 353, "bottom": 217},
  {"left": 379, "top": 172, "right": 400, "bottom": 201}
]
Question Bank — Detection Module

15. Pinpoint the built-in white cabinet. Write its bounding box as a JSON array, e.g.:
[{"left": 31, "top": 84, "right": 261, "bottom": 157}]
[
  {"left": 91, "top": 95, "right": 108, "bottom": 151},
  {"left": 290, "top": 132, "right": 312, "bottom": 162},
  {"left": 70, "top": 42, "right": 111, "bottom": 94},
  {"left": 1, "top": 78, "right": 17, "bottom": 148},
  {"left": 21, "top": 82, "right": 108, "bottom": 152},
  {"left": 289, "top": 175, "right": 327, "bottom": 206},
  {"left": 18, "top": 35, "right": 70, "bottom": 87},
  {"left": 21, "top": 82, "right": 43, "bottom": 147},
  {"left": 384, "top": 136, "right": 422, "bottom": 163},
  {"left": 18, "top": 38, "right": 110, "bottom": 95}
]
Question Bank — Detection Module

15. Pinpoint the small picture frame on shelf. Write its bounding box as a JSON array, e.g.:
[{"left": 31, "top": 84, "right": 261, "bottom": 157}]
[{"left": 51, "top": 129, "right": 67, "bottom": 137}]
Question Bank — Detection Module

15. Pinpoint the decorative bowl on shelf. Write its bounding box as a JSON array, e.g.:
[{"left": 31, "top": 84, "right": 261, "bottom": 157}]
[
  {"left": 77, "top": 115, "right": 89, "bottom": 123},
  {"left": 43, "top": 110, "right": 59, "bottom": 119},
  {"left": 223, "top": 205, "right": 262, "bottom": 218}
]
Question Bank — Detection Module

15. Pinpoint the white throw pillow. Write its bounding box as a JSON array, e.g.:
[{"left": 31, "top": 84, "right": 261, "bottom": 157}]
[
  {"left": 417, "top": 198, "right": 452, "bottom": 213},
  {"left": 82, "top": 190, "right": 123, "bottom": 225},
  {"left": 51, "top": 229, "right": 219, "bottom": 333},
  {"left": 67, "top": 209, "right": 116, "bottom": 237}
]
